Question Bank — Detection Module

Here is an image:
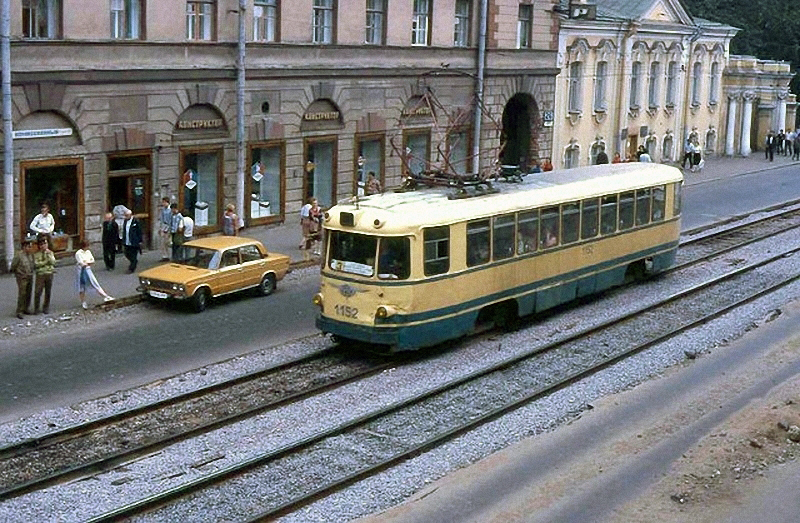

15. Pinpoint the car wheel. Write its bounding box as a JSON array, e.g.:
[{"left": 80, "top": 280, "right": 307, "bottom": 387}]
[
  {"left": 193, "top": 288, "right": 209, "bottom": 313},
  {"left": 258, "top": 274, "right": 276, "bottom": 296}
]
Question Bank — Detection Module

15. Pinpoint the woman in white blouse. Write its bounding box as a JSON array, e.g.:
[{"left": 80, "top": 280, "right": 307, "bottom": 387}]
[{"left": 75, "top": 240, "right": 114, "bottom": 309}]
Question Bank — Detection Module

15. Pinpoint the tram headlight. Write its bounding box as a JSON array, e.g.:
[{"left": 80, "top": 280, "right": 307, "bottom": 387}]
[
  {"left": 312, "top": 293, "right": 324, "bottom": 311},
  {"left": 375, "top": 305, "right": 396, "bottom": 319}
]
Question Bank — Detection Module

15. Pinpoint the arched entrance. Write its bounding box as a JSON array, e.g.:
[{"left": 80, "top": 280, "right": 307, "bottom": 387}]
[{"left": 501, "top": 94, "right": 541, "bottom": 170}]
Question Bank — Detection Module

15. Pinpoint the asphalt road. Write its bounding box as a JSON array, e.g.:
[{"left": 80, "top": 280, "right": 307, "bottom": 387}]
[
  {"left": 1, "top": 161, "right": 800, "bottom": 423},
  {"left": 0, "top": 274, "right": 320, "bottom": 423}
]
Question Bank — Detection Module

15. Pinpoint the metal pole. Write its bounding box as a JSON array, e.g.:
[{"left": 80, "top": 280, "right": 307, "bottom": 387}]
[
  {"left": 2, "top": 0, "right": 13, "bottom": 270},
  {"left": 236, "top": 0, "right": 246, "bottom": 227},
  {"left": 471, "top": 0, "right": 487, "bottom": 176}
]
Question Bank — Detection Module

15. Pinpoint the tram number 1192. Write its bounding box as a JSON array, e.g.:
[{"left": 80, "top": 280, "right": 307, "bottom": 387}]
[{"left": 334, "top": 304, "right": 358, "bottom": 319}]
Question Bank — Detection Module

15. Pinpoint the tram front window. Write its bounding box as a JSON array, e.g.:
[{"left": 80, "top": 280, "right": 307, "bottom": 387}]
[
  {"left": 329, "top": 231, "right": 377, "bottom": 277},
  {"left": 378, "top": 237, "right": 411, "bottom": 280}
]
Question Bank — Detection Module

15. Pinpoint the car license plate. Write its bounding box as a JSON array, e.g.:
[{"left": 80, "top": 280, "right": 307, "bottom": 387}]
[{"left": 148, "top": 290, "right": 168, "bottom": 299}]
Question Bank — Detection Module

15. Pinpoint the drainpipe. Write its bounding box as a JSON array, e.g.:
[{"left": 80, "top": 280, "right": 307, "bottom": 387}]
[
  {"left": 471, "top": 0, "right": 488, "bottom": 176},
  {"left": 236, "top": 0, "right": 246, "bottom": 226},
  {"left": 2, "top": 0, "right": 13, "bottom": 270}
]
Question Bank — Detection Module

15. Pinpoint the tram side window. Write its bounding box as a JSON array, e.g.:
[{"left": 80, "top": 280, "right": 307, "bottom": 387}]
[
  {"left": 600, "top": 195, "right": 617, "bottom": 235},
  {"left": 467, "top": 219, "right": 491, "bottom": 267},
  {"left": 673, "top": 182, "right": 682, "bottom": 216},
  {"left": 580, "top": 198, "right": 599, "bottom": 239},
  {"left": 652, "top": 185, "right": 666, "bottom": 221},
  {"left": 561, "top": 202, "right": 580, "bottom": 244},
  {"left": 493, "top": 214, "right": 515, "bottom": 260},
  {"left": 540, "top": 206, "right": 560, "bottom": 249},
  {"left": 635, "top": 188, "right": 652, "bottom": 226},
  {"left": 423, "top": 226, "right": 450, "bottom": 276},
  {"left": 517, "top": 210, "right": 539, "bottom": 254},
  {"left": 378, "top": 237, "right": 411, "bottom": 280},
  {"left": 618, "top": 191, "right": 635, "bottom": 230}
]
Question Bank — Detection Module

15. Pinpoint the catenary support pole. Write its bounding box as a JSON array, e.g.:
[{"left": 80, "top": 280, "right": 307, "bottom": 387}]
[
  {"left": 471, "top": 0, "right": 487, "bottom": 177},
  {"left": 2, "top": 0, "right": 13, "bottom": 270},
  {"left": 236, "top": 0, "right": 246, "bottom": 227}
]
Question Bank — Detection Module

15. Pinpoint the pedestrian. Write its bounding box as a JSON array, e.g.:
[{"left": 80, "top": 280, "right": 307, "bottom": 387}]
[
  {"left": 75, "top": 240, "right": 114, "bottom": 309},
  {"left": 33, "top": 235, "right": 55, "bottom": 315},
  {"left": 777, "top": 129, "right": 785, "bottom": 155},
  {"left": 765, "top": 130, "right": 776, "bottom": 162},
  {"left": 682, "top": 138, "right": 692, "bottom": 169},
  {"left": 158, "top": 197, "right": 172, "bottom": 261},
  {"left": 612, "top": 152, "right": 622, "bottom": 164},
  {"left": 542, "top": 158, "right": 553, "bottom": 171},
  {"left": 299, "top": 197, "right": 315, "bottom": 250},
  {"left": 222, "top": 203, "right": 238, "bottom": 236},
  {"left": 595, "top": 150, "right": 609, "bottom": 165},
  {"left": 121, "top": 209, "right": 143, "bottom": 273},
  {"left": 786, "top": 130, "right": 796, "bottom": 157},
  {"left": 101, "top": 212, "right": 119, "bottom": 270},
  {"left": 794, "top": 132, "right": 800, "bottom": 161},
  {"left": 636, "top": 145, "right": 647, "bottom": 160},
  {"left": 181, "top": 208, "right": 194, "bottom": 260},
  {"left": 29, "top": 202, "right": 55, "bottom": 250},
  {"left": 10, "top": 236, "right": 35, "bottom": 319},
  {"left": 638, "top": 150, "right": 652, "bottom": 162},
  {"left": 691, "top": 141, "right": 702, "bottom": 172},
  {"left": 308, "top": 199, "right": 323, "bottom": 257},
  {"left": 169, "top": 203, "right": 184, "bottom": 261},
  {"left": 366, "top": 172, "right": 382, "bottom": 194}
]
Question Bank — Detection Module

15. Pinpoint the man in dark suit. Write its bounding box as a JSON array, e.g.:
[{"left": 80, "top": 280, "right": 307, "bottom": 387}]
[
  {"left": 101, "top": 212, "right": 120, "bottom": 270},
  {"left": 122, "top": 209, "right": 143, "bottom": 273}
]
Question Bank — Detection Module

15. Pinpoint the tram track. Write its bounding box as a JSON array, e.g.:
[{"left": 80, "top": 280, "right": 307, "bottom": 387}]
[
  {"left": 4, "top": 205, "right": 800, "bottom": 522},
  {"left": 0, "top": 348, "right": 395, "bottom": 500},
  {"left": 83, "top": 237, "right": 800, "bottom": 521}
]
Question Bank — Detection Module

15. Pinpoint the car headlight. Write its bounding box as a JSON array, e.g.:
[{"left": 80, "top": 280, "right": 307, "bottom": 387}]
[
  {"left": 312, "top": 293, "right": 324, "bottom": 311},
  {"left": 140, "top": 278, "right": 150, "bottom": 286},
  {"left": 376, "top": 305, "right": 396, "bottom": 318}
]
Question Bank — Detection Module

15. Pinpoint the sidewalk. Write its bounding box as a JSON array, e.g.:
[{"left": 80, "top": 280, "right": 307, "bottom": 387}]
[{"left": 2, "top": 152, "right": 798, "bottom": 327}]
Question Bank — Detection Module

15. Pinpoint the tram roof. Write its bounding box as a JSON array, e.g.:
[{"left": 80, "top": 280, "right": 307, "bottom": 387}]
[{"left": 328, "top": 163, "right": 683, "bottom": 233}]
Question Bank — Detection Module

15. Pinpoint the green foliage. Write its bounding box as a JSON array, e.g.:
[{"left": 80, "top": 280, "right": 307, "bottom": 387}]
[{"left": 683, "top": 0, "right": 800, "bottom": 95}]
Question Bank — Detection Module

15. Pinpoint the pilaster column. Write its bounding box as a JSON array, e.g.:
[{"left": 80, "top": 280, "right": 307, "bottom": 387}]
[
  {"left": 725, "top": 92, "right": 738, "bottom": 157},
  {"left": 776, "top": 89, "right": 788, "bottom": 132},
  {"left": 740, "top": 91, "right": 755, "bottom": 157}
]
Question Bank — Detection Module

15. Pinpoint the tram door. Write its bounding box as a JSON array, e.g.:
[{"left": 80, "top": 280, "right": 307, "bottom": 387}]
[{"left": 108, "top": 153, "right": 152, "bottom": 248}]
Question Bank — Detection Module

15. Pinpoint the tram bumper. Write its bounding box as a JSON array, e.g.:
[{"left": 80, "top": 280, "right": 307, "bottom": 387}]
[{"left": 316, "top": 315, "right": 400, "bottom": 346}]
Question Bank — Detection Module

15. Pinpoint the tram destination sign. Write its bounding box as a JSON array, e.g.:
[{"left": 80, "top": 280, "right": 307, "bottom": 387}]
[{"left": 12, "top": 128, "right": 73, "bottom": 139}]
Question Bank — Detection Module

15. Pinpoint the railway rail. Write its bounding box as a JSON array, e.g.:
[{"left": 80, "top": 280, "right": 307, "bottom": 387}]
[
  {"left": 0, "top": 348, "right": 395, "bottom": 500},
  {"left": 3, "top": 203, "right": 800, "bottom": 521},
  {"left": 84, "top": 211, "right": 800, "bottom": 521}
]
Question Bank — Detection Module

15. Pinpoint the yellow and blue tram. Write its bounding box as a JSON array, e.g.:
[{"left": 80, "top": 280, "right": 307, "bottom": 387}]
[{"left": 313, "top": 163, "right": 683, "bottom": 352}]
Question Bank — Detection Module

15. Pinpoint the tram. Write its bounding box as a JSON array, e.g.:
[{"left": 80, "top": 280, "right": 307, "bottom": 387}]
[{"left": 313, "top": 163, "right": 683, "bottom": 352}]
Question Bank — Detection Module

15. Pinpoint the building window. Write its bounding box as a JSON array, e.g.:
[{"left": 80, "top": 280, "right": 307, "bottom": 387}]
[
  {"left": 111, "top": 0, "right": 142, "bottom": 39},
  {"left": 517, "top": 4, "right": 532, "bottom": 49},
  {"left": 182, "top": 149, "right": 223, "bottom": 230},
  {"left": 662, "top": 134, "right": 674, "bottom": 160},
  {"left": 313, "top": 0, "right": 335, "bottom": 44},
  {"left": 691, "top": 61, "right": 702, "bottom": 106},
  {"left": 447, "top": 130, "right": 470, "bottom": 175},
  {"left": 23, "top": 0, "right": 61, "bottom": 39},
  {"left": 666, "top": 61, "right": 677, "bottom": 106},
  {"left": 355, "top": 135, "right": 384, "bottom": 195},
  {"left": 404, "top": 131, "right": 431, "bottom": 176},
  {"left": 186, "top": 1, "right": 215, "bottom": 41},
  {"left": 568, "top": 62, "right": 582, "bottom": 113},
  {"left": 594, "top": 61, "right": 607, "bottom": 111},
  {"left": 412, "top": 0, "right": 431, "bottom": 46},
  {"left": 648, "top": 62, "right": 660, "bottom": 109},
  {"left": 365, "top": 0, "right": 385, "bottom": 45},
  {"left": 249, "top": 144, "right": 283, "bottom": 222},
  {"left": 305, "top": 138, "right": 337, "bottom": 208},
  {"left": 709, "top": 61, "right": 720, "bottom": 104},
  {"left": 629, "top": 61, "right": 641, "bottom": 108},
  {"left": 454, "top": 0, "right": 470, "bottom": 47},
  {"left": 254, "top": 0, "right": 278, "bottom": 42},
  {"left": 564, "top": 143, "right": 580, "bottom": 169}
]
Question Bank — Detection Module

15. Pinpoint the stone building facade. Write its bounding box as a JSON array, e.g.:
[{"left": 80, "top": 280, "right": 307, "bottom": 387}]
[
  {"left": 1, "top": 0, "right": 563, "bottom": 266},
  {"left": 552, "top": 0, "right": 796, "bottom": 168}
]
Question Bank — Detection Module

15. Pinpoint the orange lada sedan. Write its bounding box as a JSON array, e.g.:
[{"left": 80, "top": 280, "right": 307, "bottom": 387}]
[{"left": 137, "top": 236, "right": 291, "bottom": 312}]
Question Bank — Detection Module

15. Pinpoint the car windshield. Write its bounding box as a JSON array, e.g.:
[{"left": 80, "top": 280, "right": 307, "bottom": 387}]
[{"left": 178, "top": 247, "right": 221, "bottom": 269}]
